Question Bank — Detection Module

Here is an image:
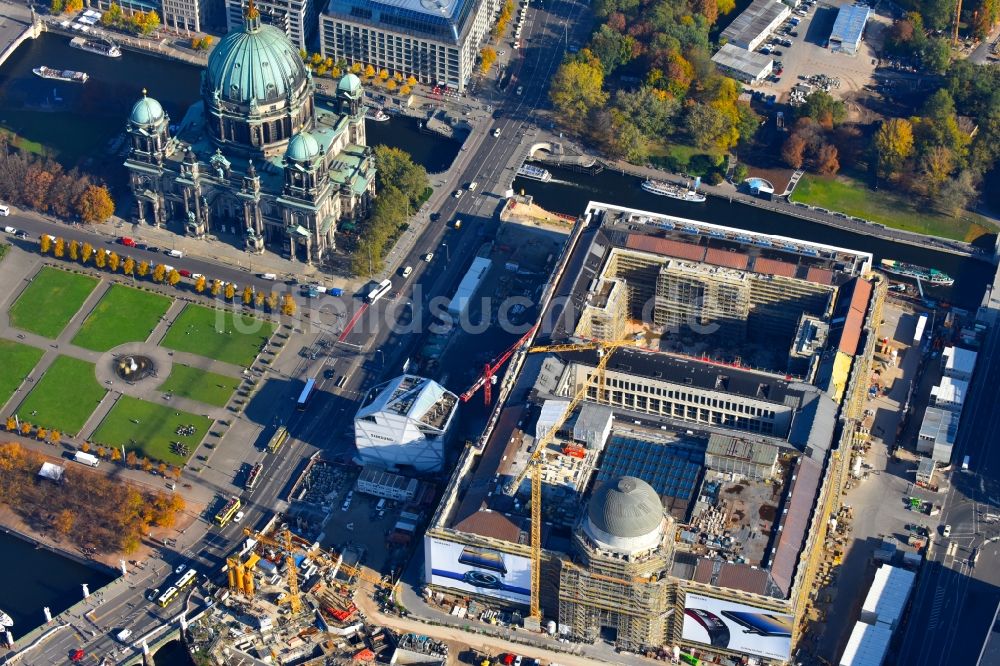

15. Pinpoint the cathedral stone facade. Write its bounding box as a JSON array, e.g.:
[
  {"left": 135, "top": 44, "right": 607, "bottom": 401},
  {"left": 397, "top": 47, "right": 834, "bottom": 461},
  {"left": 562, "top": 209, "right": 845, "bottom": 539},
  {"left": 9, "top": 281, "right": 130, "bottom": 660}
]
[{"left": 124, "top": 0, "right": 375, "bottom": 264}]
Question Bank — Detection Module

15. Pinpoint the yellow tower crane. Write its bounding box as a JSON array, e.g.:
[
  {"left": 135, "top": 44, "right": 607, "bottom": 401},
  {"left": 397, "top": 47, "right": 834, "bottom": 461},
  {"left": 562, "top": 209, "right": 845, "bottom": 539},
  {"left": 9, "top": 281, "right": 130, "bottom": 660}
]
[
  {"left": 242, "top": 527, "right": 303, "bottom": 614},
  {"left": 505, "top": 338, "right": 634, "bottom": 622}
]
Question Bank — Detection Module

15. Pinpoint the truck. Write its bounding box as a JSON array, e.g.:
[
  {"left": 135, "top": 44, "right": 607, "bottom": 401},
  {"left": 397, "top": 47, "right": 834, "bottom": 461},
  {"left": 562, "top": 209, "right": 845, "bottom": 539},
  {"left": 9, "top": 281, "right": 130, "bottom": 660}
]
[
  {"left": 962, "top": 455, "right": 970, "bottom": 470},
  {"left": 168, "top": 249, "right": 184, "bottom": 258},
  {"left": 259, "top": 273, "right": 277, "bottom": 280},
  {"left": 74, "top": 451, "right": 100, "bottom": 468},
  {"left": 115, "top": 628, "right": 132, "bottom": 643}
]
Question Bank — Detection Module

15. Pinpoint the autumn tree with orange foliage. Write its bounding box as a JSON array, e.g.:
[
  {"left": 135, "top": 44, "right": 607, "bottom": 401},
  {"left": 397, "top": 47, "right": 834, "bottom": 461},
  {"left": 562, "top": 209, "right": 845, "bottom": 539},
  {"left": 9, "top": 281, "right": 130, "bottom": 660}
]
[{"left": 0, "top": 441, "right": 184, "bottom": 554}]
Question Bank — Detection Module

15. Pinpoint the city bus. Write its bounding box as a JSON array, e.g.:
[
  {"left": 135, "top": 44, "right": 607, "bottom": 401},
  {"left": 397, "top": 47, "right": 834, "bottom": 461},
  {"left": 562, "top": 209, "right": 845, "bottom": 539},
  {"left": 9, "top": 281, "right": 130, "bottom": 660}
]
[
  {"left": 214, "top": 496, "right": 242, "bottom": 527},
  {"left": 156, "top": 586, "right": 180, "bottom": 607},
  {"left": 366, "top": 279, "right": 392, "bottom": 304},
  {"left": 296, "top": 377, "right": 316, "bottom": 411},
  {"left": 175, "top": 568, "right": 198, "bottom": 590},
  {"left": 267, "top": 426, "right": 288, "bottom": 454},
  {"left": 245, "top": 462, "right": 264, "bottom": 491}
]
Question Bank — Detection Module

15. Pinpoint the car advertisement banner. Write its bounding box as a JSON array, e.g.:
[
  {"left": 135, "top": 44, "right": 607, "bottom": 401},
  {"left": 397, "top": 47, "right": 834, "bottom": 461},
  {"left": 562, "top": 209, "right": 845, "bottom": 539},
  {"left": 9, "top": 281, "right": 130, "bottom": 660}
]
[
  {"left": 682, "top": 593, "right": 793, "bottom": 660},
  {"left": 425, "top": 536, "right": 531, "bottom": 604}
]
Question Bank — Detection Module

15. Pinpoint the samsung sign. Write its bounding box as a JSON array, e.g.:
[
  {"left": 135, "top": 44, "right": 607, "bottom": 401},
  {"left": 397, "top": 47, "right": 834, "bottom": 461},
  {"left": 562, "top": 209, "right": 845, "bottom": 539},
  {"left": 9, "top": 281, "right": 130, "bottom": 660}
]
[
  {"left": 424, "top": 536, "right": 532, "bottom": 605},
  {"left": 682, "top": 593, "right": 793, "bottom": 661}
]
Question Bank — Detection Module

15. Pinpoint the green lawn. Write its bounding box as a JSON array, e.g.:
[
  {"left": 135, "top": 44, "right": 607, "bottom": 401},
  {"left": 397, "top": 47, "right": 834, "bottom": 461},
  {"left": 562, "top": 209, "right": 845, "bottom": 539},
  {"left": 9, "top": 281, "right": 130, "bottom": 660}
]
[
  {"left": 161, "top": 304, "right": 275, "bottom": 367},
  {"left": 9, "top": 267, "right": 99, "bottom": 338},
  {"left": 0, "top": 340, "right": 44, "bottom": 408},
  {"left": 89, "top": 395, "right": 212, "bottom": 466},
  {"left": 71, "top": 284, "right": 172, "bottom": 351},
  {"left": 792, "top": 174, "right": 996, "bottom": 242},
  {"left": 158, "top": 364, "right": 240, "bottom": 407},
  {"left": 15, "top": 356, "right": 105, "bottom": 434}
]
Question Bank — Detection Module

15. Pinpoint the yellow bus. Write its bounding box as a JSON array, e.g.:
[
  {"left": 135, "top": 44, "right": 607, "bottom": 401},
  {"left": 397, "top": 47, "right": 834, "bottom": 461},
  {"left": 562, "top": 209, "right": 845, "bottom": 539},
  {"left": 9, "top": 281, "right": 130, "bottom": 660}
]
[
  {"left": 267, "top": 426, "right": 289, "bottom": 454},
  {"left": 156, "top": 586, "right": 179, "bottom": 607},
  {"left": 214, "top": 496, "right": 241, "bottom": 527}
]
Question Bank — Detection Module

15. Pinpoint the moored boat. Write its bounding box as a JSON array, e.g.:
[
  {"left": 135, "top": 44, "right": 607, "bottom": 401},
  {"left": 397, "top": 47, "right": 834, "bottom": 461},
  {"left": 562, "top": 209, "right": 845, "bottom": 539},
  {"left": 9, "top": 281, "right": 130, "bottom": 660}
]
[
  {"left": 363, "top": 106, "right": 389, "bottom": 122},
  {"left": 641, "top": 179, "right": 706, "bottom": 202},
  {"left": 69, "top": 36, "right": 122, "bottom": 58},
  {"left": 32, "top": 66, "right": 89, "bottom": 83},
  {"left": 0, "top": 610, "right": 12, "bottom": 628},
  {"left": 879, "top": 259, "right": 954, "bottom": 286},
  {"left": 516, "top": 164, "right": 552, "bottom": 182}
]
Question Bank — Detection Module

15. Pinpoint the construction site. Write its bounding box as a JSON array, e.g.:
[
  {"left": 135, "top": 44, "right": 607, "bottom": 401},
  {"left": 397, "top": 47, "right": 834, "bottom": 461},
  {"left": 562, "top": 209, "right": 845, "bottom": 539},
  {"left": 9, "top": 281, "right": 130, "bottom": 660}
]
[
  {"left": 420, "top": 202, "right": 887, "bottom": 664},
  {"left": 185, "top": 518, "right": 406, "bottom": 665}
]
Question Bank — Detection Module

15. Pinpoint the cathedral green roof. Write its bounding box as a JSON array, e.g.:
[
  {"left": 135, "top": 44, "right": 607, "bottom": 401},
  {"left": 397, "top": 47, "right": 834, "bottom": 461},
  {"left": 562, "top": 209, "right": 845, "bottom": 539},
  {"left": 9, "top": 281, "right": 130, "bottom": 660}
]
[
  {"left": 205, "top": 13, "right": 308, "bottom": 105},
  {"left": 130, "top": 93, "right": 164, "bottom": 126}
]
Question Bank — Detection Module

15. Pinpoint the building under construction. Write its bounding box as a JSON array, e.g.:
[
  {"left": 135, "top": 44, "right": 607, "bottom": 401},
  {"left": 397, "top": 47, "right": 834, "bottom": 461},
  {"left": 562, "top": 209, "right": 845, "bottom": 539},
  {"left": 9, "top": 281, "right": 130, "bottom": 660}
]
[{"left": 424, "top": 203, "right": 883, "bottom": 664}]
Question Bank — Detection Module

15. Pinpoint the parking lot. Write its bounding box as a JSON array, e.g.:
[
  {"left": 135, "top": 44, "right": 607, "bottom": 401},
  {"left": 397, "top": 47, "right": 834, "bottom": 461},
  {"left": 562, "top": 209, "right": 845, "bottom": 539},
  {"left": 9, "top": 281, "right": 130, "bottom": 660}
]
[{"left": 747, "top": 0, "right": 884, "bottom": 103}]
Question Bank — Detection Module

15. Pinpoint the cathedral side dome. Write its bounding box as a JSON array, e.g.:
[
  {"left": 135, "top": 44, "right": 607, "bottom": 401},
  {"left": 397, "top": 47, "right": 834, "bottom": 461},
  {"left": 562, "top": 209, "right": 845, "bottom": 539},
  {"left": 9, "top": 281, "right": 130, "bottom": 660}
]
[
  {"left": 337, "top": 73, "right": 363, "bottom": 98},
  {"left": 205, "top": 0, "right": 308, "bottom": 105},
  {"left": 286, "top": 131, "right": 320, "bottom": 162},
  {"left": 130, "top": 91, "right": 164, "bottom": 126}
]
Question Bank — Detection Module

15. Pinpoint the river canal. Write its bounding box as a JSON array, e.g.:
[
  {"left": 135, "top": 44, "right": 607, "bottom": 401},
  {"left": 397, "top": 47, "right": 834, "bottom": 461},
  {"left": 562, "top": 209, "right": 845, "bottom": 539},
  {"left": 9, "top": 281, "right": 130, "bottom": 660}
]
[{"left": 0, "top": 530, "right": 113, "bottom": 639}]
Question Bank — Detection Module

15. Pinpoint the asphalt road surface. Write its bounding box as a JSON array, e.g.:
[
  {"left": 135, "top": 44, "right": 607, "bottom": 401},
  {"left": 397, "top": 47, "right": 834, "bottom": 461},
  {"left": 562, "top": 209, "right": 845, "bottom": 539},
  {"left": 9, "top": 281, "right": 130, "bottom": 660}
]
[{"left": 893, "top": 318, "right": 1000, "bottom": 665}]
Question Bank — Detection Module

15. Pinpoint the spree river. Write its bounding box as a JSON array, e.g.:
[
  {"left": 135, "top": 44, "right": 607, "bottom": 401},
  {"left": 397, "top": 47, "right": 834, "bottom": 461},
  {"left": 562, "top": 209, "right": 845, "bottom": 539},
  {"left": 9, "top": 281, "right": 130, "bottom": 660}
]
[{"left": 0, "top": 531, "right": 113, "bottom": 639}]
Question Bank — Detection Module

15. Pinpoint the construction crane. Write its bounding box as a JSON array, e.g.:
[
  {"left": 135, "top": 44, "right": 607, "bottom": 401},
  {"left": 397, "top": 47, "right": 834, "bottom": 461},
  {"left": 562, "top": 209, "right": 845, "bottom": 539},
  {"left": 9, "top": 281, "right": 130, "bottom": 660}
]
[
  {"left": 240, "top": 527, "right": 303, "bottom": 613},
  {"left": 505, "top": 338, "right": 634, "bottom": 622},
  {"left": 460, "top": 324, "right": 538, "bottom": 405}
]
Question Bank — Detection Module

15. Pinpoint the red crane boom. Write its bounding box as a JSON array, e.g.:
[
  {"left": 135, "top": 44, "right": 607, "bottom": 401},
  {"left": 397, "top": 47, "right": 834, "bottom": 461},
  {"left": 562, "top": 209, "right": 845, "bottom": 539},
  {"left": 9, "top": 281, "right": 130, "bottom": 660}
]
[{"left": 460, "top": 324, "right": 538, "bottom": 404}]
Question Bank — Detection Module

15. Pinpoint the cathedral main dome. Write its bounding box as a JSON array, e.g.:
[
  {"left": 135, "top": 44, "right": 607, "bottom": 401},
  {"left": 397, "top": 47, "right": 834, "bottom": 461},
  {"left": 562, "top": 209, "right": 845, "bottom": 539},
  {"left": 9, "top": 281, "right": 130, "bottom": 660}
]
[
  {"left": 201, "top": 0, "right": 316, "bottom": 157},
  {"left": 205, "top": 3, "right": 308, "bottom": 105}
]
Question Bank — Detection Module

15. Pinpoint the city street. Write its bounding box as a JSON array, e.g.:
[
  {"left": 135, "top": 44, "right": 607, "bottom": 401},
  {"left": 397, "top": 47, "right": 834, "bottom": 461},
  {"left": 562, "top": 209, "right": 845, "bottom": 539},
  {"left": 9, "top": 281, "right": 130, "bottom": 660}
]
[{"left": 894, "top": 309, "right": 1000, "bottom": 665}]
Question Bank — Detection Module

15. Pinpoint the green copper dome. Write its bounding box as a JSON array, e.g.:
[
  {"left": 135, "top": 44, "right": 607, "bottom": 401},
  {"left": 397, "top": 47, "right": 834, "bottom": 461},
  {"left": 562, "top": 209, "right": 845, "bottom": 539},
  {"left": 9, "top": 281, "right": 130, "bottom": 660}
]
[
  {"left": 130, "top": 92, "right": 164, "bottom": 126},
  {"left": 286, "top": 131, "right": 320, "bottom": 161},
  {"left": 205, "top": 4, "right": 308, "bottom": 105},
  {"left": 338, "top": 73, "right": 362, "bottom": 98}
]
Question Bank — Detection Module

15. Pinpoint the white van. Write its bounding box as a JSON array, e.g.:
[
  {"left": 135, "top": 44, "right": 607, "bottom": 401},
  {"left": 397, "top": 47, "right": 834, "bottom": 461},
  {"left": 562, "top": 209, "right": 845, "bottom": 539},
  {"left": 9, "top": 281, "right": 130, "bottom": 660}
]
[
  {"left": 260, "top": 273, "right": 277, "bottom": 281},
  {"left": 468, "top": 181, "right": 478, "bottom": 191},
  {"left": 0, "top": 205, "right": 9, "bottom": 216},
  {"left": 376, "top": 498, "right": 387, "bottom": 511},
  {"left": 116, "top": 628, "right": 132, "bottom": 643},
  {"left": 168, "top": 249, "right": 184, "bottom": 258},
  {"left": 3, "top": 226, "right": 15, "bottom": 233}
]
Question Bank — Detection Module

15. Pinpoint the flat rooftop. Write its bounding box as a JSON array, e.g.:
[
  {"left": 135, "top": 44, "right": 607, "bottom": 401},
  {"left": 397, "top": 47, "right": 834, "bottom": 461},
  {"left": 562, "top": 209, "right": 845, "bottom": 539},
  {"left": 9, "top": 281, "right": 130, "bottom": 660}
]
[
  {"left": 558, "top": 346, "right": 806, "bottom": 406},
  {"left": 712, "top": 43, "right": 773, "bottom": 77},
  {"left": 721, "top": 0, "right": 790, "bottom": 45}
]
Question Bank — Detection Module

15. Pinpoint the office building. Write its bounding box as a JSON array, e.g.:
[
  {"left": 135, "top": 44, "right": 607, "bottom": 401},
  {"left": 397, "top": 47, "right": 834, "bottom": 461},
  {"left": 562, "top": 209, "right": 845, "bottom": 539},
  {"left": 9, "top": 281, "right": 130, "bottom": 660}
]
[
  {"left": 161, "top": 0, "right": 211, "bottom": 32},
  {"left": 318, "top": 0, "right": 498, "bottom": 92},
  {"left": 224, "top": 0, "right": 316, "bottom": 51}
]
